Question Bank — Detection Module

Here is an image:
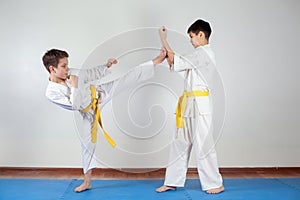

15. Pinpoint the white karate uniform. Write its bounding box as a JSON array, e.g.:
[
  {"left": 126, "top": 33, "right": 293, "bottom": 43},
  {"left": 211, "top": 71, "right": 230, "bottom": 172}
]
[
  {"left": 164, "top": 45, "right": 223, "bottom": 190},
  {"left": 46, "top": 61, "right": 155, "bottom": 174}
]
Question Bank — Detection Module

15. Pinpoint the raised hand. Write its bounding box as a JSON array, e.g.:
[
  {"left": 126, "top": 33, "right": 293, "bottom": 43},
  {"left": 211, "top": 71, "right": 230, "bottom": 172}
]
[
  {"left": 67, "top": 75, "right": 78, "bottom": 88},
  {"left": 159, "top": 26, "right": 167, "bottom": 41}
]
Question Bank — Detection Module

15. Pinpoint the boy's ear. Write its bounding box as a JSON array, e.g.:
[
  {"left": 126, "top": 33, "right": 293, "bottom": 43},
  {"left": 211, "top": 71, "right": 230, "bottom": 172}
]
[
  {"left": 198, "top": 31, "right": 205, "bottom": 39},
  {"left": 49, "top": 65, "right": 56, "bottom": 73}
]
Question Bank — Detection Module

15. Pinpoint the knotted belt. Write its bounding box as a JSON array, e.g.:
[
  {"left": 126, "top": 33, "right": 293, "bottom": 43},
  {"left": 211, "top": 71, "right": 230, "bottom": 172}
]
[
  {"left": 176, "top": 90, "right": 209, "bottom": 128},
  {"left": 81, "top": 85, "right": 116, "bottom": 147}
]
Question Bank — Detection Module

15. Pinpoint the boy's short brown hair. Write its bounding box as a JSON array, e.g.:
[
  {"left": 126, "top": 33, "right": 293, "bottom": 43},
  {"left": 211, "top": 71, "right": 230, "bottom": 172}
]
[
  {"left": 42, "top": 49, "right": 69, "bottom": 73},
  {"left": 187, "top": 19, "right": 212, "bottom": 40}
]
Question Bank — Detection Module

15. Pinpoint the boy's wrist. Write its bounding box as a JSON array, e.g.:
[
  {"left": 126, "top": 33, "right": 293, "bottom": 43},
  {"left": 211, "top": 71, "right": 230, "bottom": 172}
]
[{"left": 160, "top": 38, "right": 167, "bottom": 43}]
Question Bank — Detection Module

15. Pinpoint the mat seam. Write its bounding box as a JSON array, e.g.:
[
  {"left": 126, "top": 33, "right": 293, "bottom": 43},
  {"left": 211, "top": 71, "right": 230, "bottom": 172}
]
[
  {"left": 183, "top": 188, "right": 193, "bottom": 200},
  {"left": 57, "top": 179, "right": 77, "bottom": 200},
  {"left": 275, "top": 178, "right": 300, "bottom": 193}
]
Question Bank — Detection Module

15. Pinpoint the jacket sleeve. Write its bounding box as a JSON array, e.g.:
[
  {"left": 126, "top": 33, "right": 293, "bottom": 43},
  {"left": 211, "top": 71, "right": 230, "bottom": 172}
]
[
  {"left": 46, "top": 88, "right": 84, "bottom": 111},
  {"left": 69, "top": 87, "right": 85, "bottom": 110},
  {"left": 172, "top": 51, "right": 209, "bottom": 72}
]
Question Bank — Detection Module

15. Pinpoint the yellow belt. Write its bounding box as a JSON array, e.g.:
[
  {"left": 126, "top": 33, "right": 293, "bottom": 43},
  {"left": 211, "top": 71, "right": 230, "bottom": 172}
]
[
  {"left": 81, "top": 85, "right": 116, "bottom": 147},
  {"left": 176, "top": 90, "right": 209, "bottom": 128}
]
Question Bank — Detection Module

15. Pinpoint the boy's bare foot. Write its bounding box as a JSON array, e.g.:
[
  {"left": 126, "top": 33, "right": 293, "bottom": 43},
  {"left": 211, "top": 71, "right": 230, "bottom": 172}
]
[
  {"left": 74, "top": 182, "right": 92, "bottom": 193},
  {"left": 106, "top": 58, "right": 118, "bottom": 68},
  {"left": 206, "top": 186, "right": 224, "bottom": 194},
  {"left": 156, "top": 185, "right": 177, "bottom": 193}
]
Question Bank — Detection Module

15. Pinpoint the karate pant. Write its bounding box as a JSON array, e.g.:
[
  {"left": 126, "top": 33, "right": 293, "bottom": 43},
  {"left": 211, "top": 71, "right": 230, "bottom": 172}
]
[
  {"left": 79, "top": 62, "right": 154, "bottom": 174},
  {"left": 164, "top": 113, "right": 223, "bottom": 190}
]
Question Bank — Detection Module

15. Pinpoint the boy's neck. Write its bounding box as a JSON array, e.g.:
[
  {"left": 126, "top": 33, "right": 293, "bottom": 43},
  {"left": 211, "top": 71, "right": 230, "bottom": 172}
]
[
  {"left": 49, "top": 74, "right": 67, "bottom": 85},
  {"left": 196, "top": 43, "right": 209, "bottom": 49},
  {"left": 195, "top": 39, "right": 209, "bottom": 48},
  {"left": 200, "top": 39, "right": 209, "bottom": 46}
]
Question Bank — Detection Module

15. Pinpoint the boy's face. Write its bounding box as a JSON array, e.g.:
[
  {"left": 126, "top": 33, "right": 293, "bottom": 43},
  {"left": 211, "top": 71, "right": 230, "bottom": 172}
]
[
  {"left": 189, "top": 31, "right": 202, "bottom": 48},
  {"left": 50, "top": 57, "right": 69, "bottom": 80}
]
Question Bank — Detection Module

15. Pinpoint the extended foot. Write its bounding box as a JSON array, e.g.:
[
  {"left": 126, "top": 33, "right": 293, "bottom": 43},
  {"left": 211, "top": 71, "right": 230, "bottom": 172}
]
[
  {"left": 156, "top": 185, "right": 177, "bottom": 193},
  {"left": 152, "top": 48, "right": 167, "bottom": 65},
  {"left": 206, "top": 186, "right": 224, "bottom": 194},
  {"left": 74, "top": 182, "right": 92, "bottom": 193}
]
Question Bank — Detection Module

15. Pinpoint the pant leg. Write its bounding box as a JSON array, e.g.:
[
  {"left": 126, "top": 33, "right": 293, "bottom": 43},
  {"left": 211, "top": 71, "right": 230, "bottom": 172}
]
[
  {"left": 164, "top": 119, "right": 193, "bottom": 187},
  {"left": 95, "top": 61, "right": 154, "bottom": 105},
  {"left": 78, "top": 61, "right": 154, "bottom": 173},
  {"left": 191, "top": 114, "right": 223, "bottom": 190},
  {"left": 79, "top": 112, "right": 98, "bottom": 174}
]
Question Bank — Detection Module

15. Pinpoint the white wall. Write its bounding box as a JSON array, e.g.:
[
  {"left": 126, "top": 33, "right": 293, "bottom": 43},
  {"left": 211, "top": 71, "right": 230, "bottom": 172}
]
[{"left": 0, "top": 0, "right": 299, "bottom": 169}]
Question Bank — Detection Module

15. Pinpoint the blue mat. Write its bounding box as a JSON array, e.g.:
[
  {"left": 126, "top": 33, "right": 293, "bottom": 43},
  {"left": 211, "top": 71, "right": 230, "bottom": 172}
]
[{"left": 0, "top": 178, "right": 300, "bottom": 200}]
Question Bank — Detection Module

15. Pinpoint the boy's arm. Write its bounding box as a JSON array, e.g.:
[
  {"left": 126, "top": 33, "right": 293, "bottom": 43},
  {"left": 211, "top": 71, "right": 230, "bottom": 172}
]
[
  {"left": 46, "top": 76, "right": 83, "bottom": 111},
  {"left": 159, "top": 26, "right": 174, "bottom": 67},
  {"left": 67, "top": 75, "right": 83, "bottom": 110},
  {"left": 173, "top": 53, "right": 199, "bottom": 72},
  {"left": 48, "top": 95, "right": 75, "bottom": 110},
  {"left": 46, "top": 90, "right": 82, "bottom": 111},
  {"left": 159, "top": 26, "right": 209, "bottom": 72},
  {"left": 159, "top": 26, "right": 195, "bottom": 72}
]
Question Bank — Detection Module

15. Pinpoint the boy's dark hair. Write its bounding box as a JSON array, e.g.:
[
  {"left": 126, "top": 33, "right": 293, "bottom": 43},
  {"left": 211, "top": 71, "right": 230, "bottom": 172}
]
[
  {"left": 187, "top": 19, "right": 212, "bottom": 40},
  {"left": 42, "top": 49, "right": 69, "bottom": 73}
]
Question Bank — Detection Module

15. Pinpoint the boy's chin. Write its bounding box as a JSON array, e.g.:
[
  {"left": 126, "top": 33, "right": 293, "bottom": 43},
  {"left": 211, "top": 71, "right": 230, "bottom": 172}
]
[{"left": 191, "top": 43, "right": 199, "bottom": 48}]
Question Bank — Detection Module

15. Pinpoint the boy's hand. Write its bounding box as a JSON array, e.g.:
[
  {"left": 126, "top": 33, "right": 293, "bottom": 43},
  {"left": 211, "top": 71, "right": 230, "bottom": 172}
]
[
  {"left": 67, "top": 75, "right": 78, "bottom": 88},
  {"left": 106, "top": 58, "right": 118, "bottom": 68},
  {"left": 159, "top": 26, "right": 167, "bottom": 40},
  {"left": 166, "top": 51, "right": 174, "bottom": 67}
]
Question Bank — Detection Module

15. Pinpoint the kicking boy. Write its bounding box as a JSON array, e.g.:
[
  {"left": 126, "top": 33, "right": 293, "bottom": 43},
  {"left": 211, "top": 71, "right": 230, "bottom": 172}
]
[
  {"left": 42, "top": 48, "right": 166, "bottom": 192},
  {"left": 156, "top": 19, "right": 224, "bottom": 194}
]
